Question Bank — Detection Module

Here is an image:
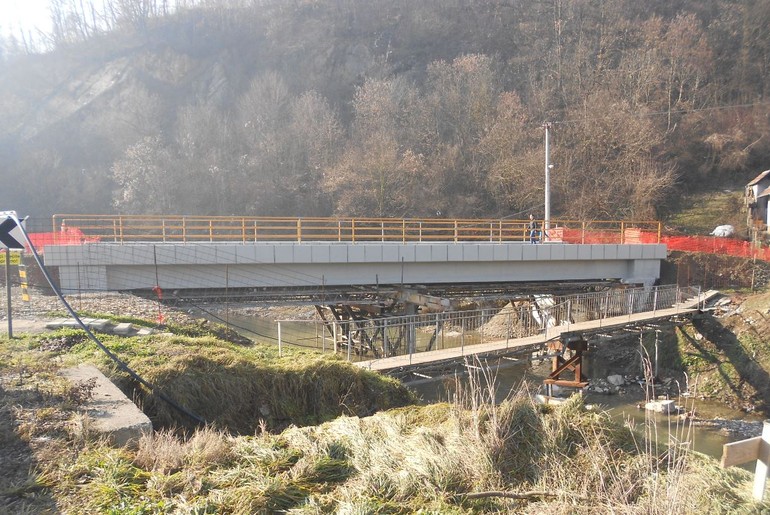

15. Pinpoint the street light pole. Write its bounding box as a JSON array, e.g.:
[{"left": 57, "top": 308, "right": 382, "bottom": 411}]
[{"left": 543, "top": 122, "right": 552, "bottom": 230}]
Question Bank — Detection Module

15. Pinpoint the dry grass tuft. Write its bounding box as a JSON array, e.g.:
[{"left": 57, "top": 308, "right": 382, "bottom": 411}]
[{"left": 134, "top": 426, "right": 233, "bottom": 474}]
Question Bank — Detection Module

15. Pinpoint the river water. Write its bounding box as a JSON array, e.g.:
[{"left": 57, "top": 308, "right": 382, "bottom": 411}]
[{"left": 214, "top": 311, "right": 763, "bottom": 463}]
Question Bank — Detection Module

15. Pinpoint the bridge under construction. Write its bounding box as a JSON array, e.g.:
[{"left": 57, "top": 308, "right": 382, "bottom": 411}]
[{"left": 32, "top": 214, "right": 700, "bottom": 391}]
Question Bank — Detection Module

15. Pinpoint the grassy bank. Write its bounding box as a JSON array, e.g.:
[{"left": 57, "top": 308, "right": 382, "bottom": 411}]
[
  {"left": 2, "top": 322, "right": 415, "bottom": 433},
  {"left": 670, "top": 292, "right": 770, "bottom": 414},
  {"left": 1, "top": 321, "right": 766, "bottom": 513}
]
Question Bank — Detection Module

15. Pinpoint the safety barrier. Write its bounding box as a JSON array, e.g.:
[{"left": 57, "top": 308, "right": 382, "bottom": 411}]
[
  {"left": 49, "top": 214, "right": 662, "bottom": 245},
  {"left": 662, "top": 234, "right": 770, "bottom": 260}
]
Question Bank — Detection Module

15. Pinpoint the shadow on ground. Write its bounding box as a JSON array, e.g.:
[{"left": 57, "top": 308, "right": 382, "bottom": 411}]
[{"left": 0, "top": 382, "right": 59, "bottom": 513}]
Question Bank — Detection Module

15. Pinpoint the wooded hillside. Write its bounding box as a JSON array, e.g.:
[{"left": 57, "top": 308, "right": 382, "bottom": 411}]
[{"left": 1, "top": 0, "right": 769, "bottom": 222}]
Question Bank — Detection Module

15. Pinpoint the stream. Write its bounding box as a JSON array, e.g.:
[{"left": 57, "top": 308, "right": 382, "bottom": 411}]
[{"left": 214, "top": 310, "right": 764, "bottom": 464}]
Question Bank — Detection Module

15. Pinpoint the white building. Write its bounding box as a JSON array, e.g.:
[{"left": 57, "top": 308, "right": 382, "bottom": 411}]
[{"left": 746, "top": 169, "right": 770, "bottom": 232}]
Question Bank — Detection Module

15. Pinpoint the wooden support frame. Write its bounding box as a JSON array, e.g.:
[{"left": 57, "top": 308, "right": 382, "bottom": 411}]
[{"left": 721, "top": 420, "right": 770, "bottom": 501}]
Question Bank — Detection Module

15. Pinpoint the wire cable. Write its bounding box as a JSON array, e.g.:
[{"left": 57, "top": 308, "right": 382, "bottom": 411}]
[{"left": 9, "top": 213, "right": 207, "bottom": 426}]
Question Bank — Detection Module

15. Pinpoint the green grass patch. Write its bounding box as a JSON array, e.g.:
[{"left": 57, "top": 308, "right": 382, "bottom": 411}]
[
  {"left": 664, "top": 190, "right": 745, "bottom": 235},
  {"left": 4, "top": 325, "right": 416, "bottom": 433}
]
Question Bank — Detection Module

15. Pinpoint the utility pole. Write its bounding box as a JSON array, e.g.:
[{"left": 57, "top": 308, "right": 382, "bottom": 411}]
[{"left": 543, "top": 122, "right": 553, "bottom": 230}]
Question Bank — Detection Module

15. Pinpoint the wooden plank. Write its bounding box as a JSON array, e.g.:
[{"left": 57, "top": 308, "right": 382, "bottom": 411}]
[
  {"left": 721, "top": 437, "right": 761, "bottom": 468},
  {"left": 754, "top": 421, "right": 770, "bottom": 501}
]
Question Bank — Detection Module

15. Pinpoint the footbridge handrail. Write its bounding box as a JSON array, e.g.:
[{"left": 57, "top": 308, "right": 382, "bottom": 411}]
[
  {"left": 51, "top": 214, "right": 662, "bottom": 245},
  {"left": 276, "top": 285, "right": 707, "bottom": 368}
]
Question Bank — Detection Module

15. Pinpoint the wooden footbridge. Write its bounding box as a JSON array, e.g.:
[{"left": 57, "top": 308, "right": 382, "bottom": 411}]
[{"left": 342, "top": 285, "right": 718, "bottom": 384}]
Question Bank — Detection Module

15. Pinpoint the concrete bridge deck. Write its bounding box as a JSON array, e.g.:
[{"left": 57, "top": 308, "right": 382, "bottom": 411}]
[{"left": 43, "top": 241, "right": 667, "bottom": 294}]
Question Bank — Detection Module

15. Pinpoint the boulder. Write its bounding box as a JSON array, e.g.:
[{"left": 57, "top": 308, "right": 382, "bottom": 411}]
[
  {"left": 645, "top": 399, "right": 676, "bottom": 414},
  {"left": 607, "top": 374, "right": 625, "bottom": 386}
]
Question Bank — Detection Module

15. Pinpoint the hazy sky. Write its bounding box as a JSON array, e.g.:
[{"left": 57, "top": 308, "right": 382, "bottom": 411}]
[{"left": 1, "top": 0, "right": 52, "bottom": 36}]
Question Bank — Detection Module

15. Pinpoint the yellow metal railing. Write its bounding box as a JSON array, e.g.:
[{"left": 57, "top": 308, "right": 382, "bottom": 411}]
[{"left": 51, "top": 215, "right": 663, "bottom": 245}]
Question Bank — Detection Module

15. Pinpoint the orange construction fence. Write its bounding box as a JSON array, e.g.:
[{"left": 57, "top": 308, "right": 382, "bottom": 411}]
[{"left": 661, "top": 234, "right": 770, "bottom": 261}]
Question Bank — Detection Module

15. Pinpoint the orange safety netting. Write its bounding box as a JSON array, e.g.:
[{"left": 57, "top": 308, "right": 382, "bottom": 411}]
[
  {"left": 661, "top": 234, "right": 770, "bottom": 261},
  {"left": 25, "top": 228, "right": 100, "bottom": 252}
]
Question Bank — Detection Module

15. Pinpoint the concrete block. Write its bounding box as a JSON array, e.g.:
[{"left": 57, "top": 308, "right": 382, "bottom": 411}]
[
  {"left": 310, "top": 245, "right": 330, "bottom": 263},
  {"left": 364, "top": 245, "right": 383, "bottom": 261},
  {"left": 431, "top": 244, "right": 448, "bottom": 261},
  {"left": 382, "top": 245, "right": 399, "bottom": 262},
  {"left": 577, "top": 245, "right": 592, "bottom": 260},
  {"left": 172, "top": 246, "right": 199, "bottom": 265},
  {"left": 45, "top": 319, "right": 68, "bottom": 330},
  {"left": 113, "top": 323, "right": 136, "bottom": 336},
  {"left": 292, "top": 245, "right": 312, "bottom": 262},
  {"left": 329, "top": 245, "right": 348, "bottom": 262},
  {"left": 478, "top": 245, "right": 494, "bottom": 261},
  {"left": 61, "top": 365, "right": 152, "bottom": 447},
  {"left": 492, "top": 245, "right": 508, "bottom": 260},
  {"left": 233, "top": 245, "right": 258, "bottom": 263},
  {"left": 549, "top": 244, "right": 566, "bottom": 260},
  {"left": 462, "top": 244, "right": 479, "bottom": 261},
  {"left": 88, "top": 319, "right": 113, "bottom": 332},
  {"left": 126, "top": 246, "right": 158, "bottom": 265},
  {"left": 603, "top": 245, "right": 619, "bottom": 259},
  {"left": 643, "top": 244, "right": 663, "bottom": 259},
  {"left": 535, "top": 245, "right": 552, "bottom": 260},
  {"left": 507, "top": 244, "right": 523, "bottom": 261},
  {"left": 274, "top": 245, "right": 294, "bottom": 263},
  {"left": 215, "top": 246, "right": 240, "bottom": 265},
  {"left": 348, "top": 245, "right": 366, "bottom": 262},
  {"left": 521, "top": 245, "right": 538, "bottom": 260},
  {"left": 151, "top": 245, "right": 177, "bottom": 265},
  {"left": 415, "top": 245, "right": 432, "bottom": 262},
  {"left": 398, "top": 245, "right": 416, "bottom": 262},
  {"left": 254, "top": 245, "right": 275, "bottom": 263}
]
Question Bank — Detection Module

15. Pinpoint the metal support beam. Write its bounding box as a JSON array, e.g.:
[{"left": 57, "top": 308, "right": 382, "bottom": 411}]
[{"left": 543, "top": 338, "right": 589, "bottom": 389}]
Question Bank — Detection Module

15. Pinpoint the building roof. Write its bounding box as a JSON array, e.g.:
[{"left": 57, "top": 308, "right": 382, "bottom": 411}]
[
  {"left": 758, "top": 185, "right": 770, "bottom": 198},
  {"left": 747, "top": 169, "right": 770, "bottom": 186}
]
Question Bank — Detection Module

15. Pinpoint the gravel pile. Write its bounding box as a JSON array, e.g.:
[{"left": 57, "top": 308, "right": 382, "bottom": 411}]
[{"left": 0, "top": 286, "right": 195, "bottom": 325}]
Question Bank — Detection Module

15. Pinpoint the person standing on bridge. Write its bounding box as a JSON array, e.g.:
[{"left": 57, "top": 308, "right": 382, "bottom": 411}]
[{"left": 528, "top": 215, "right": 538, "bottom": 243}]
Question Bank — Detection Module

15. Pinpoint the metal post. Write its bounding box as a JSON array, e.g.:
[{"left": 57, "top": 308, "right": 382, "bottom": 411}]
[
  {"left": 506, "top": 310, "right": 510, "bottom": 348},
  {"left": 5, "top": 251, "right": 12, "bottom": 338},
  {"left": 383, "top": 319, "right": 389, "bottom": 356},
  {"left": 480, "top": 310, "right": 484, "bottom": 344},
  {"left": 277, "top": 322, "right": 282, "bottom": 357},
  {"left": 435, "top": 314, "right": 440, "bottom": 350},
  {"left": 347, "top": 328, "right": 352, "bottom": 362},
  {"left": 544, "top": 123, "right": 551, "bottom": 228}
]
